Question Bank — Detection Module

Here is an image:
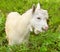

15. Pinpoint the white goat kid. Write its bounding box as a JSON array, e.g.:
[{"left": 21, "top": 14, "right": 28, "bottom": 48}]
[{"left": 5, "top": 3, "right": 49, "bottom": 45}]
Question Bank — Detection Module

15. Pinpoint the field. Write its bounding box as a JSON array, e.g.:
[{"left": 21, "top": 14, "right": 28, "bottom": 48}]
[{"left": 0, "top": 0, "right": 60, "bottom": 52}]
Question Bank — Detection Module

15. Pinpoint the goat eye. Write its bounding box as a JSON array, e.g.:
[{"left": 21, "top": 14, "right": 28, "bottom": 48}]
[{"left": 37, "top": 17, "right": 41, "bottom": 19}]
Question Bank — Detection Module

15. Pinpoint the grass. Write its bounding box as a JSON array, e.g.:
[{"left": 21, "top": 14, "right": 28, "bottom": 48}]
[{"left": 0, "top": 0, "right": 60, "bottom": 52}]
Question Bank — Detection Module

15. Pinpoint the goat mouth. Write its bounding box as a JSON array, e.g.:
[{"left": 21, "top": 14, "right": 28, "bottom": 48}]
[{"left": 42, "top": 28, "right": 47, "bottom": 32}]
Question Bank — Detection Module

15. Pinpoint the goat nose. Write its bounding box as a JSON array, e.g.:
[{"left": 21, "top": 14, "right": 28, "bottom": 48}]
[{"left": 45, "top": 26, "right": 48, "bottom": 30}]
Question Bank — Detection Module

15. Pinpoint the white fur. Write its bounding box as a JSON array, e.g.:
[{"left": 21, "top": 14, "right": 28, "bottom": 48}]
[{"left": 5, "top": 3, "right": 49, "bottom": 45}]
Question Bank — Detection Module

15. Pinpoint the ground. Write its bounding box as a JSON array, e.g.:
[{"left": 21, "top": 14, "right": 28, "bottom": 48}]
[{"left": 0, "top": 0, "right": 60, "bottom": 52}]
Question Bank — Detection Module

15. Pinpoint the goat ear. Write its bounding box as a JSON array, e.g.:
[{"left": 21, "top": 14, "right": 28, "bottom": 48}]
[
  {"left": 32, "top": 4, "right": 36, "bottom": 13},
  {"left": 36, "top": 3, "right": 41, "bottom": 10}
]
